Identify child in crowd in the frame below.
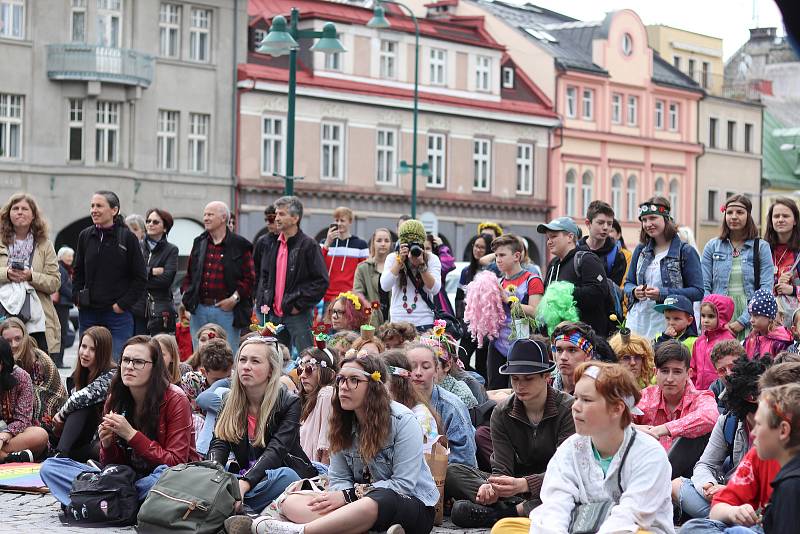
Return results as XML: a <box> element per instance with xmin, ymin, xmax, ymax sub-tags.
<box><xmin>691</xmin><ymin>295</ymin><xmax>736</xmax><ymax>390</ymax></box>
<box><xmin>707</xmin><ymin>340</ymin><xmax>747</xmax><ymax>413</ymax></box>
<box><xmin>175</xmin><ymin>304</ymin><xmax>193</xmax><ymax>361</ymax></box>
<box><xmin>376</xmin><ymin>321</ymin><xmax>417</xmax><ymax>349</ymax></box>
<box><xmin>788</xmin><ymin>308</ymin><xmax>800</xmax><ymax>353</ymax></box>
<box><xmin>153</xmin><ymin>333</ymin><xmax>191</xmax><ymax>384</ymax></box>
<box><xmin>609</xmin><ymin>330</ymin><xmax>655</xmax><ymax>389</ymax></box>
<box><xmin>743</xmin><ymin>289</ymin><xmax>792</xmax><ymax>359</ymax></box>
<box><xmin>185</xmin><ymin>323</ymin><xmax>227</xmax><ymax>371</ymax></box>
<box><xmin>652</xmin><ymin>295</ymin><xmax>698</xmax><ymax>352</ymax></box>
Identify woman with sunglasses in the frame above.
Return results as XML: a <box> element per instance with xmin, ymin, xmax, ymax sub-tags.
<box><xmin>609</xmin><ymin>330</ymin><xmax>655</xmax><ymax>389</ymax></box>
<box><xmin>131</xmin><ymin>209</ymin><xmax>178</xmax><ymax>336</ymax></box>
<box><xmin>40</xmin><ymin>335</ymin><xmax>198</xmax><ymax>506</ymax></box>
<box><xmin>297</xmin><ymin>346</ymin><xmax>337</xmax><ymax>466</ymax></box>
<box><xmin>241</xmin><ymin>354</ymin><xmax>439</xmax><ymax>534</ymax></box>
<box><xmin>210</xmin><ymin>336</ymin><xmax>315</xmax><ymax>516</ymax></box>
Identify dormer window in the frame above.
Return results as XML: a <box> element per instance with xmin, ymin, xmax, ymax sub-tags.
<box><xmin>622</xmin><ymin>33</ymin><xmax>633</xmax><ymax>56</ymax></box>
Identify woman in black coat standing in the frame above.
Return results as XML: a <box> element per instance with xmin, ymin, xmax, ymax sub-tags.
<box><xmin>132</xmin><ymin>209</ymin><xmax>178</xmax><ymax>335</ymax></box>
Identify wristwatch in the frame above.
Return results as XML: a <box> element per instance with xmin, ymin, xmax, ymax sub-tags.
<box><xmin>231</xmin><ymin>291</ymin><xmax>240</xmax><ymax>303</ymax></box>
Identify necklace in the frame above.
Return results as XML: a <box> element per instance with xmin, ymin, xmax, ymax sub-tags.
<box><xmin>401</xmin><ymin>284</ymin><xmax>418</xmax><ymax>313</ymax></box>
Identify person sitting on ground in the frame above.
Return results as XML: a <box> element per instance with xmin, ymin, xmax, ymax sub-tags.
<box><xmin>774</xmin><ymin>350</ymin><xmax>800</xmax><ymax>363</ymax></box>
<box><xmin>235</xmin><ymin>354</ymin><xmax>440</xmax><ymax>534</ymax></box>
<box><xmin>744</xmin><ymin>289</ymin><xmax>793</xmax><ymax>359</ymax></box>
<box><xmin>0</xmin><ymin>317</ymin><xmax>67</xmax><ymax>432</ymax></box>
<box><xmin>297</xmin><ymin>346</ymin><xmax>337</xmax><ymax>466</ymax></box>
<box><xmin>652</xmin><ymin>295</ymin><xmax>699</xmax><ymax>352</ymax></box>
<box><xmin>446</xmin><ymin>339</ymin><xmax>575</xmax><ymax>528</ymax></box>
<box><xmin>671</xmin><ymin>355</ymin><xmax>770</xmax><ymax>521</ymax></box>
<box><xmin>376</xmin><ymin>321</ymin><xmax>417</xmax><ymax>349</ymax></box>
<box><xmin>324</xmin><ymin>291</ymin><xmax>370</xmax><ymax>335</ymax></box>
<box><xmin>609</xmin><ymin>330</ymin><xmax>655</xmax><ymax>389</ymax></box>
<box><xmin>426</xmin><ymin>326</ymin><xmax>487</xmax><ymax>404</ymax></box>
<box><xmin>706</xmin><ymin>340</ymin><xmax>747</xmax><ymax>413</ymax></box>
<box><xmin>491</xmin><ymin>361</ymin><xmax>674</xmax><ymax>534</ymax></box>
<box><xmin>40</xmin><ymin>335</ymin><xmax>199</xmax><ymax>505</ymax></box>
<box><xmin>346</xmin><ymin>326</ymin><xmax>385</xmax><ymax>358</ymax></box>
<box><xmin>691</xmin><ymin>295</ymin><xmax>736</xmax><ymax>391</ymax></box>
<box><xmin>153</xmin><ymin>332</ymin><xmax>191</xmax><ymax>385</ymax></box>
<box><xmin>0</xmin><ymin>338</ymin><xmax>49</xmax><ymax>463</ymax></box>
<box><xmin>551</xmin><ymin>321</ymin><xmax>599</xmax><ymax>396</ymax></box>
<box><xmin>51</xmin><ymin>326</ymin><xmax>116</xmax><ymax>462</ymax></box>
<box><xmin>419</xmin><ymin>333</ymin><xmax>478</xmax><ymax>409</ymax></box>
<box><xmin>184</xmin><ymin>322</ymin><xmax>227</xmax><ymax>371</ymax></box>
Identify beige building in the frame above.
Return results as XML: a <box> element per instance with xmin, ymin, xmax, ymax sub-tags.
<box><xmin>647</xmin><ymin>25</ymin><xmax>724</xmax><ymax>96</ymax></box>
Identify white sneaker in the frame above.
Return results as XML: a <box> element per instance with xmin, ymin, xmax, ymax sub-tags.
<box><xmin>387</xmin><ymin>525</ymin><xmax>406</xmax><ymax>534</ymax></box>
<box><xmin>251</xmin><ymin>517</ymin><xmax>304</xmax><ymax>534</ymax></box>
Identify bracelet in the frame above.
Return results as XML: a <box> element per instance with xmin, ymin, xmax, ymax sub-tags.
<box><xmin>342</xmin><ymin>488</ymin><xmax>358</xmax><ymax>503</ymax></box>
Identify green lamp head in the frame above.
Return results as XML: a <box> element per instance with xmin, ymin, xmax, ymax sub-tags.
<box><xmin>310</xmin><ymin>22</ymin><xmax>346</xmax><ymax>54</ymax></box>
<box><xmin>367</xmin><ymin>5</ymin><xmax>391</xmax><ymax>29</ymax></box>
<box><xmin>257</xmin><ymin>15</ymin><xmax>299</xmax><ymax>57</ymax></box>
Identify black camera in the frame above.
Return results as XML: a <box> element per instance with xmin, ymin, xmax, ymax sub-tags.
<box><xmin>396</xmin><ymin>241</ymin><xmax>423</xmax><ymax>258</ymax></box>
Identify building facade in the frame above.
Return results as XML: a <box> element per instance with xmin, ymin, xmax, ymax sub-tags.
<box><xmin>237</xmin><ymin>0</ymin><xmax>559</xmax><ymax>263</ymax></box>
<box><xmin>646</xmin><ymin>25</ymin><xmax>723</xmax><ymax>96</ymax></box>
<box><xmin>0</xmin><ymin>0</ymin><xmax>246</xmax><ymax>254</ymax></box>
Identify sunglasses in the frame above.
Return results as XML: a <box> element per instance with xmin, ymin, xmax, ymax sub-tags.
<box><xmin>298</xmin><ymin>361</ymin><xmax>321</xmax><ymax>375</ymax></box>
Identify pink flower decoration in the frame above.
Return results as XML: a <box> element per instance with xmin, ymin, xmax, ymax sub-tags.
<box><xmin>260</xmin><ymin>304</ymin><xmax>270</xmax><ymax>314</ymax></box>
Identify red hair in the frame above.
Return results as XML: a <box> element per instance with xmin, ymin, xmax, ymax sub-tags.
<box><xmin>324</xmin><ymin>293</ymin><xmax>370</xmax><ymax>331</ymax></box>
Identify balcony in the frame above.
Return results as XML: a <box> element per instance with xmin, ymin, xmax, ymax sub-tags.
<box><xmin>46</xmin><ymin>44</ymin><xmax>154</xmax><ymax>88</ymax></box>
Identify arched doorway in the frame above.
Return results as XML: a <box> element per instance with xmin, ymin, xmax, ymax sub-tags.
<box><xmin>55</xmin><ymin>217</ymin><xmax>92</xmax><ymax>252</ymax></box>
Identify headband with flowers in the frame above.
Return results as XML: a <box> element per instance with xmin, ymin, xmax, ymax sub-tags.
<box><xmin>388</xmin><ymin>365</ymin><xmax>411</xmax><ymax>378</ymax></box>
<box><xmin>638</xmin><ymin>203</ymin><xmax>671</xmax><ymax>220</ymax></box>
<box><xmin>344</xmin><ymin>363</ymin><xmax>382</xmax><ymax>383</ymax></box>
<box><xmin>301</xmin><ymin>357</ymin><xmax>329</xmax><ymax>369</ymax></box>
<box><xmin>337</xmin><ymin>291</ymin><xmax>362</xmax><ymax>311</ymax></box>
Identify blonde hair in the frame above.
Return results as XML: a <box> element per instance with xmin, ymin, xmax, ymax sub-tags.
<box><xmin>153</xmin><ymin>334</ymin><xmax>182</xmax><ymax>385</ymax></box>
<box><xmin>214</xmin><ymin>338</ymin><xmax>284</xmax><ymax>448</ymax></box>
<box><xmin>608</xmin><ymin>331</ymin><xmax>655</xmax><ymax>388</ymax></box>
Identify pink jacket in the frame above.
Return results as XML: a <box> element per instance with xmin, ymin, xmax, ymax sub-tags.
<box><xmin>744</xmin><ymin>325</ymin><xmax>793</xmax><ymax>359</ymax></box>
<box><xmin>691</xmin><ymin>294</ymin><xmax>735</xmax><ymax>390</ymax></box>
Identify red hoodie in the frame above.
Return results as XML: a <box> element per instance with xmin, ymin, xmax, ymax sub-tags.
<box><xmin>744</xmin><ymin>324</ymin><xmax>793</xmax><ymax>359</ymax></box>
<box><xmin>692</xmin><ymin>294</ymin><xmax>735</xmax><ymax>390</ymax></box>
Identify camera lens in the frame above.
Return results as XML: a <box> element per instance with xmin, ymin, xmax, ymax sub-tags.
<box><xmin>410</xmin><ymin>244</ymin><xmax>423</xmax><ymax>257</ymax></box>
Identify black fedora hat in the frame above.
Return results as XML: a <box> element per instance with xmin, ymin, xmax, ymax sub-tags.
<box><xmin>499</xmin><ymin>339</ymin><xmax>556</xmax><ymax>375</ymax></box>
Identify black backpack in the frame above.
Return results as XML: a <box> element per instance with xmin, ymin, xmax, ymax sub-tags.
<box><xmin>65</xmin><ymin>464</ymin><xmax>140</xmax><ymax>526</ymax></box>
<box><xmin>574</xmin><ymin>250</ymin><xmax>624</xmax><ymax>319</ymax></box>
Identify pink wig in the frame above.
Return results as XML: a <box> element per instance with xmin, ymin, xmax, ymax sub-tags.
<box><xmin>464</xmin><ymin>271</ymin><xmax>506</xmax><ymax>347</ymax></box>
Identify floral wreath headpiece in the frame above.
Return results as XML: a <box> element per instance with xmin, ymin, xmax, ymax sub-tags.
<box><xmin>312</xmin><ymin>323</ymin><xmax>336</xmax><ymax>361</ymax></box>
<box><xmin>341</xmin><ymin>365</ymin><xmax>383</xmax><ymax>383</ymax></box>
<box><xmin>638</xmin><ymin>203</ymin><xmax>671</xmax><ymax>221</ymax></box>
<box><xmin>337</xmin><ymin>292</ymin><xmax>362</xmax><ymax>311</ymax></box>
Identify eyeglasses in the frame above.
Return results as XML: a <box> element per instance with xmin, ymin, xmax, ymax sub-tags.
<box><xmin>335</xmin><ymin>375</ymin><xmax>368</xmax><ymax>390</ymax></box>
<box><xmin>620</xmin><ymin>354</ymin><xmax>643</xmax><ymax>364</ymax></box>
<box><xmin>121</xmin><ymin>357</ymin><xmax>152</xmax><ymax>370</ymax></box>
<box><xmin>145</xmin><ymin>219</ymin><xmax>162</xmax><ymax>225</ymax></box>
<box><xmin>330</xmin><ymin>309</ymin><xmax>345</xmax><ymax>318</ymax></box>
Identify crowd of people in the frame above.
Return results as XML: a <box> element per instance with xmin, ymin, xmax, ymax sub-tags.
<box><xmin>0</xmin><ymin>189</ymin><xmax>798</xmax><ymax>534</ymax></box>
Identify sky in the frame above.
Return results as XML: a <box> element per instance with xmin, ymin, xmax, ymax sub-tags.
<box><xmin>511</xmin><ymin>0</ymin><xmax>786</xmax><ymax>61</ymax></box>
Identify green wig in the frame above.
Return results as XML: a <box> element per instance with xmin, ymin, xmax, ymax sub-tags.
<box><xmin>537</xmin><ymin>281</ymin><xmax>580</xmax><ymax>336</ymax></box>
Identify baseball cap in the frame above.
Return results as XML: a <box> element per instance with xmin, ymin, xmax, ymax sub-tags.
<box><xmin>537</xmin><ymin>216</ymin><xmax>580</xmax><ymax>237</ymax></box>
<box><xmin>653</xmin><ymin>295</ymin><xmax>694</xmax><ymax>316</ymax></box>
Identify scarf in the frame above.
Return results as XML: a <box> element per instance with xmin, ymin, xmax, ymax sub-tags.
<box><xmin>8</xmin><ymin>232</ymin><xmax>34</xmax><ymax>266</ymax></box>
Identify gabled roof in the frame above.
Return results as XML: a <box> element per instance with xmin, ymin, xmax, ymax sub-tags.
<box><xmin>249</xmin><ymin>0</ymin><xmax>505</xmax><ymax>50</ymax></box>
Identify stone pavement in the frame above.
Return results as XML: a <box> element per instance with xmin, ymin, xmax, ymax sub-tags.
<box><xmin>0</xmin><ymin>490</ymin><xmax>490</xmax><ymax>533</ymax></box>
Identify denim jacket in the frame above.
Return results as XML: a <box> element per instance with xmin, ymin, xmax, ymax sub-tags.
<box><xmin>328</xmin><ymin>401</ymin><xmax>440</xmax><ymax>507</ymax></box>
<box><xmin>701</xmin><ymin>238</ymin><xmax>774</xmax><ymax>326</ymax></box>
<box><xmin>430</xmin><ymin>384</ymin><xmax>477</xmax><ymax>467</ymax></box>
<box><xmin>624</xmin><ymin>235</ymin><xmax>703</xmax><ymax>305</ymax></box>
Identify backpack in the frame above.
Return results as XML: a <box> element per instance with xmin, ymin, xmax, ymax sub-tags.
<box><xmin>575</xmin><ymin>250</ymin><xmax>624</xmax><ymax>319</ymax></box>
<box><xmin>720</xmin><ymin>412</ymin><xmax>740</xmax><ymax>480</ymax></box>
<box><xmin>136</xmin><ymin>461</ymin><xmax>241</xmax><ymax>534</ymax></box>
<box><xmin>65</xmin><ymin>464</ymin><xmax>140</xmax><ymax>526</ymax></box>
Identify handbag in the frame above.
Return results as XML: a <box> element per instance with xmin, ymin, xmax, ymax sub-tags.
<box><xmin>65</xmin><ymin>464</ymin><xmax>140</xmax><ymax>526</ymax></box>
<box><xmin>0</xmin><ymin>291</ymin><xmax>31</xmax><ymax>323</ymax></box>
<box><xmin>146</xmin><ymin>293</ymin><xmax>176</xmax><ymax>335</ymax></box>
<box><xmin>568</xmin><ymin>430</ymin><xmax>637</xmax><ymax>534</ymax></box>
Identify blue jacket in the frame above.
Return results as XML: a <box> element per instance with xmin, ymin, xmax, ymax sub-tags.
<box><xmin>431</xmin><ymin>384</ymin><xmax>477</xmax><ymax>467</ymax></box>
<box><xmin>701</xmin><ymin>238</ymin><xmax>774</xmax><ymax>326</ymax></box>
<box><xmin>328</xmin><ymin>401</ymin><xmax>440</xmax><ymax>506</ymax></box>
<box><xmin>624</xmin><ymin>235</ymin><xmax>703</xmax><ymax>305</ymax></box>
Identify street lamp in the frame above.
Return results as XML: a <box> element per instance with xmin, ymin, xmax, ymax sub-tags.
<box><xmin>258</xmin><ymin>10</ymin><xmax>346</xmax><ymax>195</ymax></box>
<box><xmin>367</xmin><ymin>0</ymin><xmax>423</xmax><ymax>219</ymax></box>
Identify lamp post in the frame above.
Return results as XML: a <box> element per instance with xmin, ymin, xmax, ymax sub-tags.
<box><xmin>367</xmin><ymin>2</ymin><xmax>428</xmax><ymax>219</ymax></box>
<box><xmin>258</xmin><ymin>10</ymin><xmax>345</xmax><ymax>195</ymax></box>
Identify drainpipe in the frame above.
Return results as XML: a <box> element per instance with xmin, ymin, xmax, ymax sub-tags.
<box><xmin>231</xmin><ymin>0</ymin><xmax>240</xmax><ymax>227</ymax></box>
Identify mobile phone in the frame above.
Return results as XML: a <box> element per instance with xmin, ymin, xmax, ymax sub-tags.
<box><xmin>10</xmin><ymin>260</ymin><xmax>24</xmax><ymax>271</ymax></box>
<box><xmin>329</xmin><ymin>223</ymin><xmax>338</xmax><ymax>231</ymax></box>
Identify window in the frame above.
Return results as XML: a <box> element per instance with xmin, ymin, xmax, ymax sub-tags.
<box><xmin>426</xmin><ymin>133</ymin><xmax>446</xmax><ymax>188</ymax></box>
<box><xmin>669</xmin><ymin>179</ymin><xmax>679</xmax><ymax>221</ymax></box>
<box><xmin>502</xmin><ymin>67</ymin><xmax>514</xmax><ymax>89</ymax></box>
<box><xmin>611</xmin><ymin>93</ymin><xmax>622</xmax><ymax>124</ymax></box>
<box><xmin>0</xmin><ymin>0</ymin><xmax>24</xmax><ymax>39</ymax></box>
<box><xmin>0</xmin><ymin>94</ymin><xmax>22</xmax><ymax>160</ymax></box>
<box><xmin>189</xmin><ymin>8</ymin><xmax>211</xmax><ymax>62</ymax></box>
<box><xmin>668</xmin><ymin>103</ymin><xmax>679</xmax><ymax>131</ymax></box>
<box><xmin>627</xmin><ymin>95</ymin><xmax>637</xmax><ymax>125</ymax></box>
<box><xmin>611</xmin><ymin>174</ymin><xmax>622</xmax><ymax>216</ymax></box>
<box><xmin>582</xmin><ymin>89</ymin><xmax>594</xmax><ymax>120</ymax></box>
<box><xmin>702</xmin><ymin>62</ymin><xmax>710</xmax><ymax>89</ymax></box>
<box><xmin>429</xmin><ymin>48</ymin><xmax>446</xmax><ymax>85</ymax></box>
<box><xmin>324</xmin><ymin>33</ymin><xmax>342</xmax><ymax>71</ymax></box>
<box><xmin>159</xmin><ymin>3</ymin><xmax>180</xmax><ymax>58</ymax></box>
<box><xmin>673</xmin><ymin>56</ymin><xmax>681</xmax><ymax>70</ymax></box>
<box><xmin>727</xmin><ymin>120</ymin><xmax>736</xmax><ymax>151</ymax></box>
<box><xmin>71</xmin><ymin>0</ymin><xmax>86</xmax><ymax>42</ymax></box>
<box><xmin>96</xmin><ymin>0</ymin><xmax>122</xmax><ymax>48</ymax></box>
<box><xmin>95</xmin><ymin>101</ymin><xmax>119</xmax><ymax>164</ymax></box>
<box><xmin>581</xmin><ymin>171</ymin><xmax>593</xmax><ymax>215</ymax></box>
<box><xmin>376</xmin><ymin>128</ymin><xmax>397</xmax><ymax>185</ymax></box>
<box><xmin>654</xmin><ymin>177</ymin><xmax>665</xmax><ymax>196</ymax></box>
<box><xmin>472</xmin><ymin>139</ymin><xmax>491</xmax><ymax>191</ymax></box>
<box><xmin>707</xmin><ymin>190</ymin><xmax>718</xmax><ymax>221</ymax></box>
<box><xmin>709</xmin><ymin>118</ymin><xmax>718</xmax><ymax>148</ymax></box>
<box><xmin>157</xmin><ymin>110</ymin><xmax>178</xmax><ymax>171</ymax></box>
<box><xmin>475</xmin><ymin>55</ymin><xmax>491</xmax><ymax>91</ymax></box>
<box><xmin>321</xmin><ymin>121</ymin><xmax>344</xmax><ymax>180</ymax></box>
<box><xmin>622</xmin><ymin>33</ymin><xmax>633</xmax><ymax>56</ymax></box>
<box><xmin>188</xmin><ymin>113</ymin><xmax>209</xmax><ymax>173</ymax></box>
<box><xmin>565</xmin><ymin>86</ymin><xmax>577</xmax><ymax>118</ymax></box>
<box><xmin>654</xmin><ymin>100</ymin><xmax>664</xmax><ymax>129</ymax></box>
<box><xmin>516</xmin><ymin>143</ymin><xmax>534</xmax><ymax>194</ymax></box>
<box><xmin>626</xmin><ymin>175</ymin><xmax>637</xmax><ymax>221</ymax></box>
<box><xmin>688</xmin><ymin>59</ymin><xmax>695</xmax><ymax>80</ymax></box>
<box><xmin>68</xmin><ymin>99</ymin><xmax>84</xmax><ymax>161</ymax></box>
<box><xmin>261</xmin><ymin>116</ymin><xmax>284</xmax><ymax>176</ymax></box>
<box><xmin>565</xmin><ymin>170</ymin><xmax>576</xmax><ymax>216</ymax></box>
<box><xmin>253</xmin><ymin>28</ymin><xmax>266</xmax><ymax>49</ymax></box>
<box><xmin>744</xmin><ymin>123</ymin><xmax>753</xmax><ymax>153</ymax></box>
<box><xmin>379</xmin><ymin>40</ymin><xmax>397</xmax><ymax>79</ymax></box>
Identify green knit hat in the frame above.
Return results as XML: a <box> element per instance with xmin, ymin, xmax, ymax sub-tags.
<box><xmin>398</xmin><ymin>219</ymin><xmax>426</xmax><ymax>245</ymax></box>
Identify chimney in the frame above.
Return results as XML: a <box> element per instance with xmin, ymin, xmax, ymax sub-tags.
<box><xmin>749</xmin><ymin>27</ymin><xmax>777</xmax><ymax>41</ymax></box>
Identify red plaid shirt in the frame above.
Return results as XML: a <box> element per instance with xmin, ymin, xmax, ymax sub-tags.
<box><xmin>183</xmin><ymin>239</ymin><xmax>255</xmax><ymax>302</ymax></box>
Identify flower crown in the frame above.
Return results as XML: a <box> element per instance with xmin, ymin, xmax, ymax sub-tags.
<box><xmin>638</xmin><ymin>203</ymin><xmax>671</xmax><ymax>220</ymax></box>
<box><xmin>302</xmin><ymin>357</ymin><xmax>328</xmax><ymax>369</ymax></box>
<box><xmin>337</xmin><ymin>292</ymin><xmax>362</xmax><ymax>310</ymax></box>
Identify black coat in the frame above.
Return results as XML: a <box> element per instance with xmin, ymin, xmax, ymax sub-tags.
<box><xmin>208</xmin><ymin>387</ymin><xmax>315</xmax><ymax>487</ymax></box>
<box><xmin>763</xmin><ymin>453</ymin><xmax>800</xmax><ymax>534</ymax></box>
<box><xmin>253</xmin><ymin>233</ymin><xmax>276</xmax><ymax>309</ymax></box>
<box><xmin>261</xmin><ymin>229</ymin><xmax>328</xmax><ymax>315</ymax></box>
<box><xmin>131</xmin><ymin>237</ymin><xmax>179</xmax><ymax>318</ymax></box>
<box><xmin>72</xmin><ymin>223</ymin><xmax>147</xmax><ymax>311</ymax></box>
<box><xmin>544</xmin><ymin>247</ymin><xmax>609</xmax><ymax>336</ymax></box>
<box><xmin>56</xmin><ymin>262</ymin><xmax>73</xmax><ymax>308</ymax></box>
<box><xmin>576</xmin><ymin>236</ymin><xmax>628</xmax><ymax>286</ymax></box>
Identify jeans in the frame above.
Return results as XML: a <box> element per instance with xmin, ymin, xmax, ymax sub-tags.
<box><xmin>677</xmin><ymin>477</ymin><xmax>711</xmax><ymax>519</ymax></box>
<box><xmin>242</xmin><ymin>467</ymin><xmax>300</xmax><ymax>512</ymax></box>
<box><xmin>79</xmin><ymin>308</ymin><xmax>134</xmax><ymax>362</ymax></box>
<box><xmin>267</xmin><ymin>310</ymin><xmax>313</xmax><ymax>354</ymax></box>
<box><xmin>40</xmin><ymin>457</ymin><xmax>167</xmax><ymax>506</ymax></box>
<box><xmin>679</xmin><ymin>518</ymin><xmax>763</xmax><ymax>534</ymax></box>
<box><xmin>190</xmin><ymin>304</ymin><xmax>239</xmax><ymax>353</ymax></box>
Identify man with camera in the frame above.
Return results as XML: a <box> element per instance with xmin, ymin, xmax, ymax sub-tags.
<box><xmin>380</xmin><ymin>219</ymin><xmax>441</xmax><ymax>329</ymax></box>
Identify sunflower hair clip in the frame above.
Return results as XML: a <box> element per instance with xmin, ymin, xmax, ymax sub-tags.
<box><xmin>370</xmin><ymin>370</ymin><xmax>382</xmax><ymax>382</ymax></box>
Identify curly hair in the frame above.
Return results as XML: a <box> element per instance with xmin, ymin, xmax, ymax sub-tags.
<box><xmin>0</xmin><ymin>193</ymin><xmax>49</xmax><ymax>245</ymax></box>
<box><xmin>376</xmin><ymin>322</ymin><xmax>417</xmax><ymax>347</ymax></box>
<box><xmin>609</xmin><ymin>331</ymin><xmax>654</xmax><ymax>387</ymax></box>
<box><xmin>726</xmin><ymin>355</ymin><xmax>771</xmax><ymax>420</ymax></box>
<box><xmin>328</xmin><ymin>330</ymin><xmax>359</xmax><ymax>359</ymax></box>
<box><xmin>464</xmin><ymin>270</ymin><xmax>506</xmax><ymax>347</ymax></box>
<box><xmin>324</xmin><ymin>293</ymin><xmax>370</xmax><ymax>332</ymax></box>
<box><xmin>297</xmin><ymin>347</ymin><xmax>336</xmax><ymax>422</ymax></box>
<box><xmin>329</xmin><ymin>355</ymin><xmax>391</xmax><ymax>462</ymax></box>
<box><xmin>185</xmin><ymin>323</ymin><xmax>228</xmax><ymax>370</ymax></box>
